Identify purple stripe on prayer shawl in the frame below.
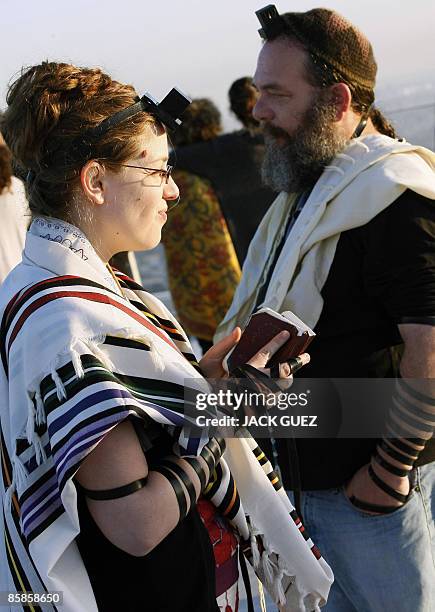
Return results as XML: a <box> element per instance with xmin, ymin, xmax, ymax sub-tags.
<box><xmin>48</xmin><ymin>387</ymin><xmax>133</xmax><ymax>435</ymax></box>
<box><xmin>20</xmin><ymin>475</ymin><xmax>59</xmax><ymax>518</ymax></box>
<box><xmin>22</xmin><ymin>495</ymin><xmax>64</xmax><ymax>539</ymax></box>
<box><xmin>54</xmin><ymin>412</ymin><xmax>128</xmax><ymax>475</ymax></box>
<box><xmin>23</xmin><ymin>442</ymin><xmax>51</xmax><ymax>475</ymax></box>
<box><xmin>48</xmin><ymin>386</ymin><xmax>186</xmax><ymax>438</ymax></box>
<box><xmin>186</xmin><ymin>437</ymin><xmax>201</xmax><ymax>455</ymax></box>
<box><xmin>21</xmin><ymin>484</ymin><xmax>60</xmax><ymax>533</ymax></box>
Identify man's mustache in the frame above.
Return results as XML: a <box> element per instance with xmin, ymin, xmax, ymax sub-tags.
<box><xmin>262</xmin><ymin>122</ymin><xmax>291</xmax><ymax>142</ymax></box>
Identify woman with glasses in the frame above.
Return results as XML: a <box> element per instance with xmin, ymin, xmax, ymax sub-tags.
<box><xmin>0</xmin><ymin>62</ymin><xmax>332</xmax><ymax>612</ymax></box>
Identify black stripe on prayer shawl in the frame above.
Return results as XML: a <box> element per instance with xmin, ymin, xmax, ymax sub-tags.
<box><xmin>213</xmin><ymin>474</ymin><xmax>240</xmax><ymax>520</ymax></box>
<box><xmin>40</xmin><ymin>356</ymin><xmax>189</xmax><ymax>418</ymax></box>
<box><xmin>17</xmin><ymin>465</ymin><xmax>58</xmax><ymax>506</ymax></box>
<box><xmin>2</xmin><ymin>276</ymin><xmax>120</xmax><ymax>340</ymax></box>
<box><xmin>26</xmin><ymin>505</ymin><xmax>66</xmax><ymax>547</ymax></box>
<box><xmin>113</xmin><ymin>270</ymin><xmax>144</xmax><ymax>292</ymax></box>
<box><xmin>127</xmin><ymin>299</ymin><xmax>188</xmax><ymax>342</ymax></box>
<box><xmin>103</xmin><ymin>336</ymin><xmax>151</xmax><ymax>352</ymax></box>
<box><xmin>1</xmin><ymin>428</ymin><xmax>53</xmax><ymax>603</ymax></box>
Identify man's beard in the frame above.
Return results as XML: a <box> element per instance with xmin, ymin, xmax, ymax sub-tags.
<box><xmin>261</xmin><ymin>91</ymin><xmax>348</xmax><ymax>193</ymax></box>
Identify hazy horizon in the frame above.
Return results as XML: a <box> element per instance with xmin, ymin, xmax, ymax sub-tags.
<box><xmin>1</xmin><ymin>0</ymin><xmax>434</xmax><ymax>130</ymax></box>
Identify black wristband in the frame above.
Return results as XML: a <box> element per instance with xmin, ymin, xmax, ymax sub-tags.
<box><xmin>158</xmin><ymin>459</ymin><xmax>197</xmax><ymax>511</ymax></box>
<box><xmin>77</xmin><ymin>477</ymin><xmax>148</xmax><ymax>500</ymax></box>
<box><xmin>373</xmin><ymin>451</ymin><xmax>411</xmax><ymax>477</ymax></box>
<box><xmin>379</xmin><ymin>439</ymin><xmax>415</xmax><ymax>467</ymax></box>
<box><xmin>183</xmin><ymin>456</ymin><xmax>207</xmax><ymax>491</ymax></box>
<box><xmin>368</xmin><ymin>464</ymin><xmax>410</xmax><ymax>504</ymax></box>
<box><xmin>152</xmin><ymin>465</ymin><xmax>187</xmax><ymax>520</ymax></box>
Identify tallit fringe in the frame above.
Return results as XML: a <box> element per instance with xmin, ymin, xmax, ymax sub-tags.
<box><xmin>26</xmin><ymin>393</ymin><xmax>36</xmax><ymax>444</ymax></box>
<box><xmin>249</xmin><ymin>521</ymin><xmax>311</xmax><ymax>610</ymax></box>
<box><xmin>70</xmin><ymin>344</ymin><xmax>85</xmax><ymax>378</ymax></box>
<box><xmin>35</xmin><ymin>389</ymin><xmax>46</xmax><ymax>426</ymax></box>
<box><xmin>83</xmin><ymin>335</ymin><xmax>114</xmax><ymax>371</ymax></box>
<box><xmin>5</xmin><ymin>454</ymin><xmax>29</xmax><ymax>508</ymax></box>
<box><xmin>50</xmin><ymin>357</ymin><xmax>67</xmax><ymax>401</ymax></box>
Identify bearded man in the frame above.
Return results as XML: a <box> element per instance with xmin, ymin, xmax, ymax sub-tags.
<box><xmin>215</xmin><ymin>7</ymin><xmax>435</xmax><ymax>610</ymax></box>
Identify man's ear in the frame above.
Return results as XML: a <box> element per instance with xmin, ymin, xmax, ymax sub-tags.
<box><xmin>329</xmin><ymin>83</ymin><xmax>352</xmax><ymax>121</ymax></box>
<box><xmin>80</xmin><ymin>161</ymin><xmax>105</xmax><ymax>206</ymax></box>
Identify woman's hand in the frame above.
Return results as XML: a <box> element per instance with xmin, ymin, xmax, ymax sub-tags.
<box><xmin>199</xmin><ymin>328</ymin><xmax>309</xmax><ymax>382</ymax></box>
<box><xmin>199</xmin><ymin>328</ymin><xmax>242</xmax><ymax>379</ymax></box>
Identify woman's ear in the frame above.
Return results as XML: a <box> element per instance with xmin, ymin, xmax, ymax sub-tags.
<box><xmin>329</xmin><ymin>83</ymin><xmax>352</xmax><ymax>121</ymax></box>
<box><xmin>80</xmin><ymin>161</ymin><xmax>105</xmax><ymax>206</ymax></box>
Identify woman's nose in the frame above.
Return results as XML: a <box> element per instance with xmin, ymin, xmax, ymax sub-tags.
<box><xmin>163</xmin><ymin>176</ymin><xmax>179</xmax><ymax>201</ymax></box>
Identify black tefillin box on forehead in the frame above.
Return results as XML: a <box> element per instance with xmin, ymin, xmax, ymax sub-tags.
<box><xmin>256</xmin><ymin>4</ymin><xmax>286</xmax><ymax>39</ymax></box>
<box><xmin>60</xmin><ymin>88</ymin><xmax>192</xmax><ymax>167</ymax></box>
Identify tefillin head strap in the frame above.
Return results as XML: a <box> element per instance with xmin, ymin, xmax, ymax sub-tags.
<box><xmin>64</xmin><ymin>88</ymin><xmax>192</xmax><ymax>164</ymax></box>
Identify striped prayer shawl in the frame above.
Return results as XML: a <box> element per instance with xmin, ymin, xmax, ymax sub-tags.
<box><xmin>0</xmin><ymin>230</ymin><xmax>333</xmax><ymax>611</ymax></box>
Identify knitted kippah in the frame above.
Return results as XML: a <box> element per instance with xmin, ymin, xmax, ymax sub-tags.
<box><xmin>281</xmin><ymin>8</ymin><xmax>377</xmax><ymax>90</ymax></box>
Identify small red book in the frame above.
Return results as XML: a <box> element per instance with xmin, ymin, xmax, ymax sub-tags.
<box><xmin>224</xmin><ymin>307</ymin><xmax>315</xmax><ymax>372</ymax></box>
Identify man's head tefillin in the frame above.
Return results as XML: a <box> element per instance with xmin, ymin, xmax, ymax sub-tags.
<box><xmin>256</xmin><ymin>5</ymin><xmax>379</xmax><ymax>133</ymax></box>
<box><xmin>254</xmin><ymin>5</ymin><xmax>396</xmax><ymax>193</ymax></box>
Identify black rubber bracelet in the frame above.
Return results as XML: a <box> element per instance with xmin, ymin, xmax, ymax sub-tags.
<box><xmin>393</xmin><ymin>392</ymin><xmax>435</xmax><ymax>427</ymax></box>
<box><xmin>373</xmin><ymin>452</ymin><xmax>411</xmax><ymax>477</ymax></box>
<box><xmin>77</xmin><ymin>477</ymin><xmax>148</xmax><ymax>500</ymax></box>
<box><xmin>152</xmin><ymin>465</ymin><xmax>187</xmax><ymax>520</ymax></box>
<box><xmin>379</xmin><ymin>439</ymin><xmax>415</xmax><ymax>467</ymax></box>
<box><xmin>158</xmin><ymin>459</ymin><xmax>197</xmax><ymax>511</ymax></box>
<box><xmin>183</xmin><ymin>456</ymin><xmax>207</xmax><ymax>491</ymax></box>
<box><xmin>349</xmin><ymin>495</ymin><xmax>401</xmax><ymax>515</ymax></box>
<box><xmin>398</xmin><ymin>377</ymin><xmax>435</xmax><ymax>406</ymax></box>
<box><xmin>368</xmin><ymin>465</ymin><xmax>410</xmax><ymax>504</ymax></box>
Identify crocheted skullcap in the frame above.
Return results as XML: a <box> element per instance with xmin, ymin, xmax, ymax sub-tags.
<box><xmin>281</xmin><ymin>8</ymin><xmax>377</xmax><ymax>90</ymax></box>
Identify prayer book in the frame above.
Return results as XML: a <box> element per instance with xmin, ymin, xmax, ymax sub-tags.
<box><xmin>224</xmin><ymin>307</ymin><xmax>315</xmax><ymax>372</ymax></box>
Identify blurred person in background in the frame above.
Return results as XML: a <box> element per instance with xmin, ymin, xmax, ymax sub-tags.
<box><xmin>163</xmin><ymin>98</ymin><xmax>241</xmax><ymax>354</ymax></box>
<box><xmin>164</xmin><ymin>84</ymin><xmax>275</xmax><ymax>353</ymax></box>
<box><xmin>0</xmin><ymin>130</ymin><xmax>28</xmax><ymax>283</ymax></box>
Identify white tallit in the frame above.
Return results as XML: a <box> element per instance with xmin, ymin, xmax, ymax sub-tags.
<box><xmin>0</xmin><ymin>218</ymin><xmax>333</xmax><ymax>611</ymax></box>
<box><xmin>215</xmin><ymin>135</ymin><xmax>435</xmax><ymax>340</ymax></box>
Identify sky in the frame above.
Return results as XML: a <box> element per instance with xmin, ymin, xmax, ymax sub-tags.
<box><xmin>1</xmin><ymin>0</ymin><xmax>434</xmax><ymax>130</ymax></box>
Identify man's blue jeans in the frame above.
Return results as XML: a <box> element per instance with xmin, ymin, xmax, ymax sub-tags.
<box><xmin>288</xmin><ymin>463</ymin><xmax>435</xmax><ymax>611</ymax></box>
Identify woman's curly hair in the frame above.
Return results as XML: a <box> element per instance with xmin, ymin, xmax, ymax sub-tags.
<box><xmin>0</xmin><ymin>61</ymin><xmax>156</xmax><ymax>219</ymax></box>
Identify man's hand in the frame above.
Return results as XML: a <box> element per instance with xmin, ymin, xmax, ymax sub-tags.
<box><xmin>345</xmin><ymin>463</ymin><xmax>410</xmax><ymax>515</ymax></box>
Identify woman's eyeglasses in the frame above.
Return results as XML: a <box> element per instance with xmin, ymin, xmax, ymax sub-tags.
<box><xmin>120</xmin><ymin>164</ymin><xmax>174</xmax><ymax>185</ymax></box>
